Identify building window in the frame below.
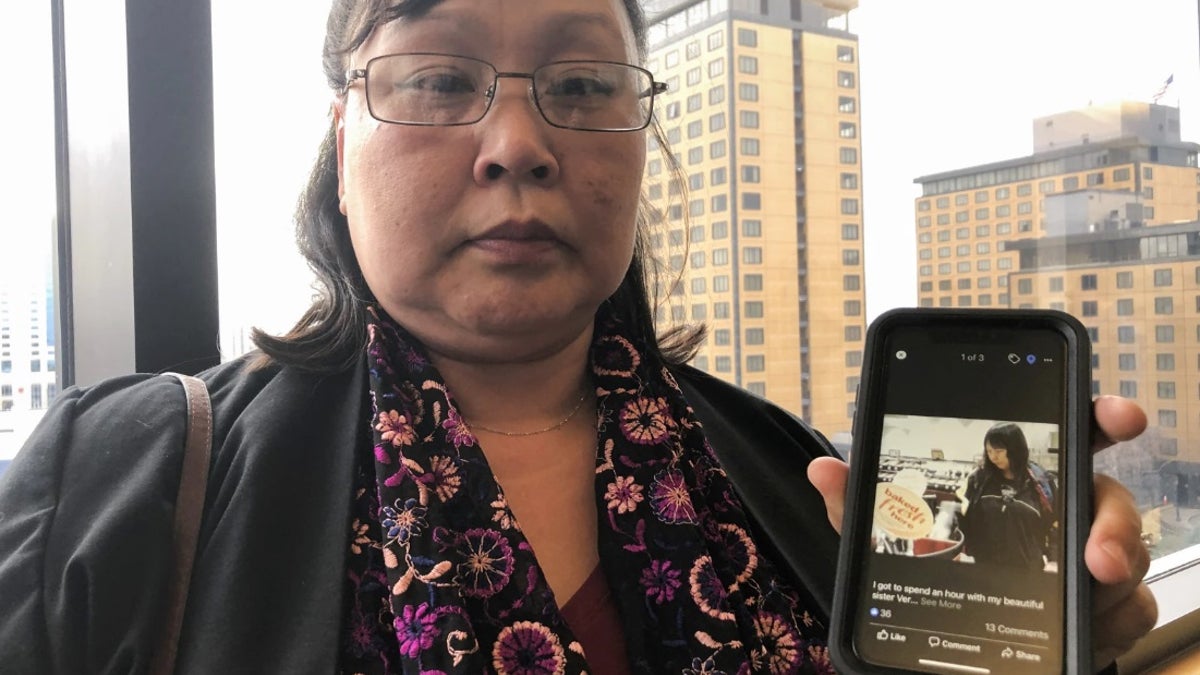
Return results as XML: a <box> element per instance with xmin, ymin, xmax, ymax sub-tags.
<box><xmin>687</xmin><ymin>147</ymin><xmax>703</xmax><ymax>164</ymax></box>
<box><xmin>712</xmin><ymin>220</ymin><xmax>728</xmax><ymax>238</ymax></box>
<box><xmin>1156</xmin><ymin>353</ymin><xmax>1175</xmax><ymax>371</ymax></box>
<box><xmin>740</xmin><ymin>138</ymin><xmax>760</xmax><ymax>155</ymax></box>
<box><xmin>840</xmin><ymin>147</ymin><xmax>857</xmax><ymax>164</ymax></box>
<box><xmin>1017</xmin><ymin>279</ymin><xmax>1033</xmax><ymax>295</ymax></box>
<box><xmin>737</xmin><ymin>27</ymin><xmax>757</xmax><ymax>47</ymax></box>
<box><xmin>1113</xmin><ymin>167</ymin><xmax>1131</xmax><ymax>182</ymax></box>
<box><xmin>745</xmin><ymin>355</ymin><xmax>765</xmax><ymax>372</ymax></box>
<box><xmin>709</xmin><ymin>85</ymin><xmax>725</xmax><ymax>106</ymax></box>
<box><xmin>1144</xmin><ymin>166</ymin><xmax>1154</xmax><ymax>180</ymax></box>
<box><xmin>1155</xmin><ymin>297</ymin><xmax>1174</xmax><ymax>315</ymax></box>
<box><xmin>1118</xmin><ymin>354</ymin><xmax>1137</xmax><ymax>371</ymax></box>
<box><xmin>1119</xmin><ymin>380</ymin><xmax>1137</xmax><ymax>398</ymax></box>
<box><xmin>690</xmin><ymin>251</ymin><xmax>706</xmax><ymax>268</ymax></box>
<box><xmin>691</xmin><ymin>278</ymin><xmax>706</xmax><ymax>294</ymax></box>
<box><xmin>714</xmin><ymin>302</ymin><xmax>730</xmax><ymax>319</ymax></box>
<box><xmin>743</xmin><ymin>274</ymin><xmax>763</xmax><ymax>291</ymax></box>
<box><xmin>843</xmin><ymin>249</ymin><xmax>860</xmax><ymax>265</ymax></box>
<box><xmin>837</xmin><ymin>71</ymin><xmax>855</xmax><ymax>87</ymax></box>
<box><xmin>845</xmin><ymin>325</ymin><xmax>862</xmax><ymax>341</ymax></box>
<box><xmin>842</xmin><ymin>223</ymin><xmax>859</xmax><ymax>240</ymax></box>
<box><xmin>708</xmin><ymin>30</ymin><xmax>723</xmax><ymax>51</ymax></box>
<box><xmin>1158</xmin><ymin>381</ymin><xmax>1176</xmax><ymax>399</ymax></box>
<box><xmin>711</xmin><ymin>167</ymin><xmax>727</xmax><ymax>186</ymax></box>
<box><xmin>691</xmin><ymin>304</ymin><xmax>707</xmax><ymax>320</ymax></box>
<box><xmin>687</xmin><ymin>67</ymin><xmax>701</xmax><ymax>86</ymax></box>
<box><xmin>1159</xmin><ymin>410</ymin><xmax>1177</xmax><ymax>428</ymax></box>
<box><xmin>844</xmin><ymin>275</ymin><xmax>861</xmax><ymax>291</ymax></box>
<box><xmin>711</xmin><ymin>194</ymin><xmax>727</xmax><ymax>212</ymax></box>
<box><xmin>1154</xmin><ymin>269</ymin><xmax>1173</xmax><ymax>287</ymax></box>
<box><xmin>712</xmin><ymin>248</ymin><xmax>729</xmax><ymax>266</ymax></box>
<box><xmin>846</xmin><ymin>351</ymin><xmax>863</xmax><ymax>367</ymax></box>
<box><xmin>1116</xmin><ymin>271</ymin><xmax>1134</xmax><ymax>289</ymax></box>
<box><xmin>745</xmin><ymin>328</ymin><xmax>764</xmax><ymax>345</ymax></box>
<box><xmin>837</xmin><ymin>45</ymin><xmax>855</xmax><ymax>62</ymax></box>
<box><xmin>714</xmin><ymin>329</ymin><xmax>731</xmax><ymax>345</ymax></box>
<box><xmin>1117</xmin><ymin>299</ymin><xmax>1134</xmax><ymax>316</ymax></box>
<box><xmin>739</xmin><ymin>110</ymin><xmax>759</xmax><ymax>129</ymax></box>
<box><xmin>1155</xmin><ymin>325</ymin><xmax>1174</xmax><ymax>343</ymax></box>
<box><xmin>31</xmin><ymin>384</ymin><xmax>43</xmax><ymax>410</ymax></box>
<box><xmin>838</xmin><ymin>96</ymin><xmax>856</xmax><ymax>113</ymax></box>
<box><xmin>743</xmin><ymin>248</ymin><xmax>763</xmax><ymax>264</ymax></box>
<box><xmin>1081</xmin><ymin>274</ymin><xmax>1098</xmax><ymax>290</ymax></box>
<box><xmin>715</xmin><ymin>356</ymin><xmax>732</xmax><ymax>372</ymax></box>
<box><xmin>747</xmin><ymin>382</ymin><xmax>766</xmax><ymax>396</ymax></box>
<box><xmin>841</xmin><ymin>199</ymin><xmax>859</xmax><ymax>215</ymax></box>
<box><xmin>840</xmin><ymin>173</ymin><xmax>859</xmax><ymax>190</ymax></box>
<box><xmin>738</xmin><ymin>82</ymin><xmax>758</xmax><ymax>101</ymax></box>
<box><xmin>742</xmin><ymin>219</ymin><xmax>762</xmax><ymax>237</ymax></box>
<box><xmin>713</xmin><ymin>275</ymin><xmax>730</xmax><ymax>292</ymax></box>
<box><xmin>844</xmin><ymin>300</ymin><xmax>862</xmax><ymax>316</ymax></box>
<box><xmin>839</xmin><ymin>122</ymin><xmax>857</xmax><ymax>138</ymax></box>
<box><xmin>708</xmin><ymin>59</ymin><xmax>724</xmax><ymax>78</ymax></box>
<box><xmin>737</xmin><ymin>55</ymin><xmax>758</xmax><ymax>74</ymax></box>
<box><xmin>1118</xmin><ymin>326</ymin><xmax>1136</xmax><ymax>343</ymax></box>
<box><xmin>687</xmin><ymin>120</ymin><xmax>703</xmax><ymax>138</ymax></box>
<box><xmin>1081</xmin><ymin>301</ymin><xmax>1098</xmax><ymax>317</ymax></box>
<box><xmin>744</xmin><ymin>301</ymin><xmax>764</xmax><ymax>317</ymax></box>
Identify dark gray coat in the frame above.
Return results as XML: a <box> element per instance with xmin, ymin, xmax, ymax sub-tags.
<box><xmin>0</xmin><ymin>358</ymin><xmax>840</xmax><ymax>674</ymax></box>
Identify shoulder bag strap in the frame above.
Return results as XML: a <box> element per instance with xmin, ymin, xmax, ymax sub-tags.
<box><xmin>149</xmin><ymin>373</ymin><xmax>213</xmax><ymax>675</ymax></box>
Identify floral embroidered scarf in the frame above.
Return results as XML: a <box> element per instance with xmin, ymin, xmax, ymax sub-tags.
<box><xmin>352</xmin><ymin>306</ymin><xmax>831</xmax><ymax>674</ymax></box>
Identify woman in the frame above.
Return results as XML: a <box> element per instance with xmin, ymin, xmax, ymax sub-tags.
<box><xmin>0</xmin><ymin>0</ymin><xmax>1156</xmax><ymax>672</ymax></box>
<box><xmin>960</xmin><ymin>423</ymin><xmax>1057</xmax><ymax>569</ymax></box>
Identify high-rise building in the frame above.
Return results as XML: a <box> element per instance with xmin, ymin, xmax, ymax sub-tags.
<box><xmin>0</xmin><ymin>254</ymin><xmax>59</xmax><ymax>462</ymax></box>
<box><xmin>644</xmin><ymin>0</ymin><xmax>865</xmax><ymax>439</ymax></box>
<box><xmin>912</xmin><ymin>101</ymin><xmax>1200</xmax><ymax>506</ymax></box>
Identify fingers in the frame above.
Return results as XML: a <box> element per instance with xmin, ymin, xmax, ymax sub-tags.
<box><xmin>1086</xmin><ymin>475</ymin><xmax>1150</xmax><ymax>595</ymax></box>
<box><xmin>1091</xmin><ymin>396</ymin><xmax>1147</xmax><ymax>453</ymax></box>
<box><xmin>1092</xmin><ymin>583</ymin><xmax>1158</xmax><ymax>668</ymax></box>
<box><xmin>807</xmin><ymin>456</ymin><xmax>849</xmax><ymax>534</ymax></box>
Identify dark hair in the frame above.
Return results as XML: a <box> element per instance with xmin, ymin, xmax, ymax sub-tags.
<box><xmin>251</xmin><ymin>0</ymin><xmax>703</xmax><ymax>372</ymax></box>
<box><xmin>982</xmin><ymin>422</ymin><xmax>1031</xmax><ymax>478</ymax></box>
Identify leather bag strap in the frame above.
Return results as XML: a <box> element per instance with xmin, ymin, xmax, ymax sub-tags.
<box><xmin>149</xmin><ymin>373</ymin><xmax>213</xmax><ymax>675</ymax></box>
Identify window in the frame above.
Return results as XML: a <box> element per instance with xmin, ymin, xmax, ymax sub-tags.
<box><xmin>1063</xmin><ymin>176</ymin><xmax>1080</xmax><ymax>190</ymax></box>
<box><xmin>741</xmin><ymin>165</ymin><xmax>760</xmax><ymax>183</ymax></box>
<box><xmin>742</xmin><ymin>193</ymin><xmax>761</xmax><ymax>210</ymax></box>
<box><xmin>744</xmin><ymin>301</ymin><xmax>764</xmax><ymax>317</ymax></box>
<box><xmin>1081</xmin><ymin>274</ymin><xmax>1098</xmax><ymax>290</ymax></box>
<box><xmin>686</xmin><ymin>67</ymin><xmax>701</xmax><ymax>86</ymax></box>
<box><xmin>713</xmin><ymin>248</ymin><xmax>729</xmax><ymax>265</ymax></box>
<box><xmin>713</xmin><ymin>275</ymin><xmax>730</xmax><ymax>292</ymax></box>
<box><xmin>739</xmin><ymin>110</ymin><xmax>759</xmax><ymax>129</ymax></box>
<box><xmin>742</xmin><ymin>219</ymin><xmax>762</xmax><ymax>237</ymax></box>
<box><xmin>844</xmin><ymin>275</ymin><xmax>861</xmax><ymax>291</ymax></box>
<box><xmin>738</xmin><ymin>82</ymin><xmax>758</xmax><ymax>101</ymax></box>
<box><xmin>714</xmin><ymin>329</ymin><xmax>731</xmax><ymax>345</ymax></box>
<box><xmin>1118</xmin><ymin>326</ymin><xmax>1136</xmax><ymax>343</ymax></box>
<box><xmin>745</xmin><ymin>328</ymin><xmax>764</xmax><ymax>345</ymax></box>
<box><xmin>837</xmin><ymin>45</ymin><xmax>855</xmax><ymax>62</ymax></box>
<box><xmin>686</xmin><ymin>120</ymin><xmax>702</xmax><ymax>138</ymax></box>
<box><xmin>1116</xmin><ymin>271</ymin><xmax>1134</xmax><ymax>289</ymax></box>
<box><xmin>1156</xmin><ymin>353</ymin><xmax>1175</xmax><ymax>371</ymax></box>
<box><xmin>708</xmin><ymin>85</ymin><xmax>725</xmax><ymax>106</ymax></box>
<box><xmin>690</xmin><ymin>251</ymin><xmax>706</xmax><ymax>268</ymax></box>
<box><xmin>838</xmin><ymin>96</ymin><xmax>856</xmax><ymax>113</ymax></box>
<box><xmin>711</xmin><ymin>194</ymin><xmax>728</xmax><ymax>212</ymax></box>
<box><xmin>711</xmin><ymin>221</ymin><xmax>728</xmax><ymax>238</ymax></box>
<box><xmin>845</xmin><ymin>351</ymin><xmax>863</xmax><ymax>367</ymax></box>
<box><xmin>842</xmin><ymin>224</ymin><xmax>859</xmax><ymax>240</ymax></box>
<box><xmin>687</xmin><ymin>147</ymin><xmax>703</xmax><ymax>164</ymax></box>
<box><xmin>740</xmin><ymin>138</ymin><xmax>760</xmax><ymax>156</ymax></box>
<box><xmin>840</xmin><ymin>147</ymin><xmax>858</xmax><ymax>164</ymax></box>
<box><xmin>1155</xmin><ymin>297</ymin><xmax>1174</xmax><ymax>315</ymax></box>
<box><xmin>737</xmin><ymin>27</ymin><xmax>757</xmax><ymax>47</ymax></box>
<box><xmin>1081</xmin><ymin>301</ymin><xmax>1098</xmax><ymax>317</ymax></box>
<box><xmin>1155</xmin><ymin>325</ymin><xmax>1174</xmax><ymax>343</ymax></box>
<box><xmin>844</xmin><ymin>300</ymin><xmax>862</xmax><ymax>316</ymax></box>
<box><xmin>708</xmin><ymin>59</ymin><xmax>724</xmax><ymax>78</ymax></box>
<box><xmin>1158</xmin><ymin>381</ymin><xmax>1176</xmax><ymax>399</ymax></box>
<box><xmin>1154</xmin><ymin>269</ymin><xmax>1173</xmax><ymax>287</ymax></box>
<box><xmin>743</xmin><ymin>274</ymin><xmax>763</xmax><ymax>291</ymax></box>
<box><xmin>845</xmin><ymin>325</ymin><xmax>862</xmax><ymax>341</ymax></box>
<box><xmin>1114</xmin><ymin>167</ymin><xmax>1131</xmax><ymax>181</ymax></box>
<box><xmin>1119</xmin><ymin>354</ymin><xmax>1137</xmax><ymax>371</ymax></box>
<box><xmin>691</xmin><ymin>304</ymin><xmax>707</xmax><ymax>320</ymax></box>
<box><xmin>839</xmin><ymin>122</ymin><xmax>857</xmax><ymax>138</ymax></box>
<box><xmin>691</xmin><ymin>278</ymin><xmax>706</xmax><ymax>294</ymax></box>
<box><xmin>841</xmin><ymin>199</ymin><xmax>859</xmax><ymax>215</ymax></box>
<box><xmin>708</xmin><ymin>30</ymin><xmax>723</xmax><ymax>51</ymax></box>
<box><xmin>743</xmin><ymin>247</ymin><xmax>762</xmax><ymax>264</ymax></box>
<box><xmin>714</xmin><ymin>303</ymin><xmax>730</xmax><ymax>319</ymax></box>
<box><xmin>843</xmin><ymin>250</ymin><xmax>860</xmax><ymax>265</ymax></box>
<box><xmin>737</xmin><ymin>55</ymin><xmax>758</xmax><ymax>74</ymax></box>
<box><xmin>715</xmin><ymin>356</ymin><xmax>732</xmax><ymax>372</ymax></box>
<box><xmin>1119</xmin><ymin>380</ymin><xmax>1138</xmax><ymax>398</ymax></box>
<box><xmin>746</xmin><ymin>355</ymin><xmax>765</xmax><ymax>372</ymax></box>
<box><xmin>1117</xmin><ymin>299</ymin><xmax>1134</xmax><ymax>316</ymax></box>
<box><xmin>31</xmin><ymin>384</ymin><xmax>43</xmax><ymax>410</ymax></box>
<box><xmin>837</xmin><ymin>71</ymin><xmax>855</xmax><ymax>87</ymax></box>
<box><xmin>1159</xmin><ymin>410</ymin><xmax>1177</xmax><ymax>428</ymax></box>
<box><xmin>1017</xmin><ymin>279</ymin><xmax>1033</xmax><ymax>295</ymax></box>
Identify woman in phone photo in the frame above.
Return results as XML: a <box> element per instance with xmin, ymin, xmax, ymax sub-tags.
<box><xmin>960</xmin><ymin>422</ymin><xmax>1059</xmax><ymax>570</ymax></box>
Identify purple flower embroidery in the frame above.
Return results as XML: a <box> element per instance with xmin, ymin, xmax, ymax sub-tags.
<box><xmin>640</xmin><ymin>559</ymin><xmax>682</xmax><ymax>604</ymax></box>
<box><xmin>492</xmin><ymin>621</ymin><xmax>566</xmax><ymax>675</ymax></box>
<box><xmin>381</xmin><ymin>498</ymin><xmax>427</xmax><ymax>544</ymax></box>
<box><xmin>442</xmin><ymin>407</ymin><xmax>476</xmax><ymax>448</ymax></box>
<box><xmin>650</xmin><ymin>469</ymin><xmax>698</xmax><ymax>524</ymax></box>
<box><xmin>394</xmin><ymin>603</ymin><xmax>439</xmax><ymax>659</ymax></box>
<box><xmin>689</xmin><ymin>556</ymin><xmax>734</xmax><ymax>622</ymax></box>
<box><xmin>376</xmin><ymin>410</ymin><xmax>417</xmax><ymax>447</ymax></box>
<box><xmin>456</xmin><ymin>528</ymin><xmax>515</xmax><ymax>598</ymax></box>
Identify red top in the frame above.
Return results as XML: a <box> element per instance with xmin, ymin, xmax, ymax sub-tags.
<box><xmin>560</xmin><ymin>565</ymin><xmax>632</xmax><ymax>675</ymax></box>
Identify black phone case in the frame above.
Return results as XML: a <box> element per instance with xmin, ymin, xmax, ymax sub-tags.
<box><xmin>828</xmin><ymin>308</ymin><xmax>1093</xmax><ymax>675</ymax></box>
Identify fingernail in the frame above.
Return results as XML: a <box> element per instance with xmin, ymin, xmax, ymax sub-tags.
<box><xmin>1101</xmin><ymin>540</ymin><xmax>1132</xmax><ymax>578</ymax></box>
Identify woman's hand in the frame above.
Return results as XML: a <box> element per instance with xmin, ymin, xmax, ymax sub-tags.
<box><xmin>808</xmin><ymin>395</ymin><xmax>1156</xmax><ymax>670</ymax></box>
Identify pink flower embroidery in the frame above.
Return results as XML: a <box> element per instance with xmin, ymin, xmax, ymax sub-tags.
<box><xmin>376</xmin><ymin>410</ymin><xmax>416</xmax><ymax>447</ymax></box>
<box><xmin>751</xmin><ymin>610</ymin><xmax>801</xmax><ymax>674</ymax></box>
<box><xmin>492</xmin><ymin>621</ymin><xmax>566</xmax><ymax>675</ymax></box>
<box><xmin>650</xmin><ymin>469</ymin><xmax>698</xmax><ymax>524</ymax></box>
<box><xmin>619</xmin><ymin>396</ymin><xmax>675</xmax><ymax>445</ymax></box>
<box><xmin>456</xmin><ymin>528</ymin><xmax>515</xmax><ymax>598</ymax></box>
<box><xmin>426</xmin><ymin>454</ymin><xmax>462</xmax><ymax>502</ymax></box>
<box><xmin>604</xmin><ymin>476</ymin><xmax>645</xmax><ymax>514</ymax></box>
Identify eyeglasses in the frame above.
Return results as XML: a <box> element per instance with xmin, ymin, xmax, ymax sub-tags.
<box><xmin>343</xmin><ymin>53</ymin><xmax>667</xmax><ymax>132</ymax></box>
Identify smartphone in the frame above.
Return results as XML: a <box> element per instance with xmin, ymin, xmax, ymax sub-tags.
<box><xmin>830</xmin><ymin>308</ymin><xmax>1092</xmax><ymax>675</ymax></box>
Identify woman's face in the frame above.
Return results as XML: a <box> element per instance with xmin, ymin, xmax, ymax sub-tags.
<box><xmin>985</xmin><ymin>443</ymin><xmax>1010</xmax><ymax>473</ymax></box>
<box><xmin>336</xmin><ymin>0</ymin><xmax>646</xmax><ymax>362</ymax></box>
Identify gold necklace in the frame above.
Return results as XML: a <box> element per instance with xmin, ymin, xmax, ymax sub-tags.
<box><xmin>468</xmin><ymin>390</ymin><xmax>590</xmax><ymax>437</ymax></box>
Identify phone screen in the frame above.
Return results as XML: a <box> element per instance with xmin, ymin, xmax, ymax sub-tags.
<box><xmin>850</xmin><ymin>323</ymin><xmax>1073</xmax><ymax>674</ymax></box>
